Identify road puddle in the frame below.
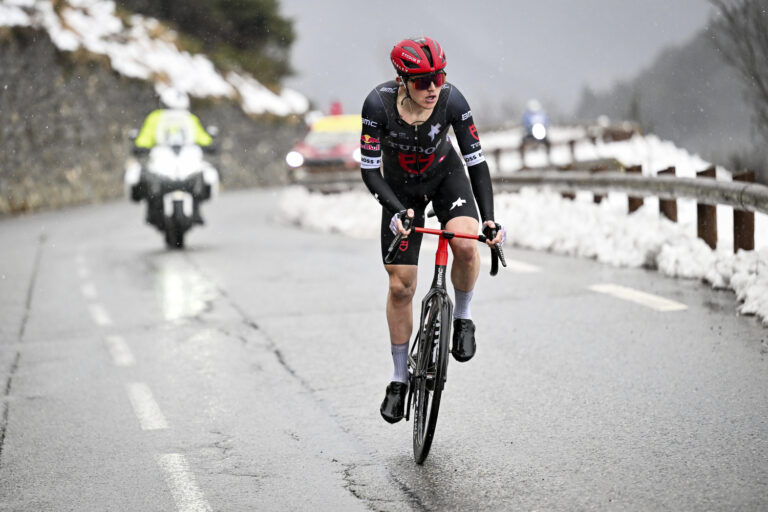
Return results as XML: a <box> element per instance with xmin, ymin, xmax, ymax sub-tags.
<box><xmin>155</xmin><ymin>257</ymin><xmax>218</xmax><ymax>321</ymax></box>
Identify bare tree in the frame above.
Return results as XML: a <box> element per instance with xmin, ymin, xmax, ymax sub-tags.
<box><xmin>709</xmin><ymin>0</ymin><xmax>768</xmax><ymax>145</ymax></box>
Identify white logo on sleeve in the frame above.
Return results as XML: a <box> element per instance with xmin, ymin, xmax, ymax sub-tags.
<box><xmin>450</xmin><ymin>197</ymin><xmax>467</xmax><ymax>210</ymax></box>
<box><xmin>428</xmin><ymin>123</ymin><xmax>441</xmax><ymax>141</ymax></box>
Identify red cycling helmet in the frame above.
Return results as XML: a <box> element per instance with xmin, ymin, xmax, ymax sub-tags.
<box><xmin>390</xmin><ymin>36</ymin><xmax>446</xmax><ymax>76</ymax></box>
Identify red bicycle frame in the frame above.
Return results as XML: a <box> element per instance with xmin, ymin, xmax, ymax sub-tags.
<box><xmin>414</xmin><ymin>227</ymin><xmax>484</xmax><ymax>266</ymax></box>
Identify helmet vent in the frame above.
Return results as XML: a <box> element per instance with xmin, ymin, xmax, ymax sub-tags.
<box><xmin>422</xmin><ymin>46</ymin><xmax>434</xmax><ymax>67</ymax></box>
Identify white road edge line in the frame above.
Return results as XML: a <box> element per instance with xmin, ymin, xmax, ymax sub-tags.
<box><xmin>88</xmin><ymin>303</ymin><xmax>113</xmax><ymax>326</ymax></box>
<box><xmin>157</xmin><ymin>454</ymin><xmax>212</xmax><ymax>512</ymax></box>
<box><xmin>589</xmin><ymin>283</ymin><xmax>688</xmax><ymax>312</ymax></box>
<box><xmin>126</xmin><ymin>382</ymin><xmax>169</xmax><ymax>431</ymax></box>
<box><xmin>105</xmin><ymin>335</ymin><xmax>135</xmax><ymax>367</ymax></box>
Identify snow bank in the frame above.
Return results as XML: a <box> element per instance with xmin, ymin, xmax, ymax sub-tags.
<box><xmin>278</xmin><ymin>130</ymin><xmax>768</xmax><ymax>326</ymax></box>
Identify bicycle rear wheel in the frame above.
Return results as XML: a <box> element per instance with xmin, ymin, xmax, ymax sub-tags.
<box><xmin>411</xmin><ymin>294</ymin><xmax>450</xmax><ymax>464</ymax></box>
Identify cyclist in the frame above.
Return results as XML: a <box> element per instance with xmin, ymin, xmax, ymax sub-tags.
<box><xmin>360</xmin><ymin>36</ymin><xmax>506</xmax><ymax>423</ymax></box>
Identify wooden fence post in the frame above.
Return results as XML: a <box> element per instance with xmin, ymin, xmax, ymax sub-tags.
<box><xmin>545</xmin><ymin>139</ymin><xmax>552</xmax><ymax>166</ymax></box>
<box><xmin>568</xmin><ymin>139</ymin><xmax>576</xmax><ymax>162</ymax></box>
<box><xmin>658</xmin><ymin>166</ymin><xmax>677</xmax><ymax>222</ymax></box>
<box><xmin>733</xmin><ymin>170</ymin><xmax>755</xmax><ymax>253</ymax></box>
<box><xmin>697</xmin><ymin>166</ymin><xmax>717</xmax><ymax>249</ymax></box>
<box><xmin>558</xmin><ymin>164</ymin><xmax>575</xmax><ymax>200</ymax></box>
<box><xmin>626</xmin><ymin>165</ymin><xmax>644</xmax><ymax>213</ymax></box>
<box><xmin>592</xmin><ymin>166</ymin><xmax>608</xmax><ymax>203</ymax></box>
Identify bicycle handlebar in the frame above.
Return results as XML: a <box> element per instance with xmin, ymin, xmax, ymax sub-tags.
<box><xmin>384</xmin><ymin>215</ymin><xmax>507</xmax><ymax>275</ymax></box>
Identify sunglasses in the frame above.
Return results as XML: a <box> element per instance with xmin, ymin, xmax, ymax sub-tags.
<box><xmin>409</xmin><ymin>71</ymin><xmax>446</xmax><ymax>90</ymax></box>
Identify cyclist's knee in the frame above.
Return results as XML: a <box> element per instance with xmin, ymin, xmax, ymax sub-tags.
<box><xmin>387</xmin><ymin>269</ymin><xmax>417</xmax><ymax>303</ymax></box>
<box><xmin>451</xmin><ymin>239</ymin><xmax>478</xmax><ymax>265</ymax></box>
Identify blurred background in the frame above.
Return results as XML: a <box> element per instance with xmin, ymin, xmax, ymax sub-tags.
<box><xmin>0</xmin><ymin>0</ymin><xmax>766</xmax><ymax>214</ymax></box>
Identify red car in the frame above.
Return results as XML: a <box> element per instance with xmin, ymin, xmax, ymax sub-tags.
<box><xmin>285</xmin><ymin>114</ymin><xmax>362</xmax><ymax>182</ymax></box>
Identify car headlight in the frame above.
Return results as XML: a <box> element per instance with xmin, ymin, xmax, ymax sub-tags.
<box><xmin>285</xmin><ymin>151</ymin><xmax>304</xmax><ymax>168</ymax></box>
<box><xmin>352</xmin><ymin>147</ymin><xmax>362</xmax><ymax>163</ymax></box>
<box><xmin>532</xmin><ymin>123</ymin><xmax>547</xmax><ymax>140</ymax></box>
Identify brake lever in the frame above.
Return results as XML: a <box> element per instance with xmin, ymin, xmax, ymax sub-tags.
<box><xmin>384</xmin><ymin>214</ymin><xmax>413</xmax><ymax>264</ymax></box>
<box><xmin>486</xmin><ymin>228</ymin><xmax>507</xmax><ymax>276</ymax></box>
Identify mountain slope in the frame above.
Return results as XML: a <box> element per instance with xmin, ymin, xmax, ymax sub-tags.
<box><xmin>575</xmin><ymin>29</ymin><xmax>757</xmax><ymax>172</ymax></box>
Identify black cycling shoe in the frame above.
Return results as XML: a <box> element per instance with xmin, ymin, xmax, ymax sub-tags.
<box><xmin>451</xmin><ymin>319</ymin><xmax>476</xmax><ymax>362</ymax></box>
<box><xmin>380</xmin><ymin>381</ymin><xmax>408</xmax><ymax>424</ymax></box>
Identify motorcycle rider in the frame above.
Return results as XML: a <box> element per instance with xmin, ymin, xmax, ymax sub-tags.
<box><xmin>521</xmin><ymin>99</ymin><xmax>550</xmax><ymax>145</ymax></box>
<box><xmin>130</xmin><ymin>87</ymin><xmax>216</xmax><ymax>226</ymax></box>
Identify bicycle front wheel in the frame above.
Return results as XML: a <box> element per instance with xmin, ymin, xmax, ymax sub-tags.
<box><xmin>412</xmin><ymin>294</ymin><xmax>450</xmax><ymax>464</ymax></box>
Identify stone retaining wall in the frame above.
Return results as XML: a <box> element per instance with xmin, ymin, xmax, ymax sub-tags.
<box><xmin>0</xmin><ymin>27</ymin><xmax>305</xmax><ymax>216</ymax></box>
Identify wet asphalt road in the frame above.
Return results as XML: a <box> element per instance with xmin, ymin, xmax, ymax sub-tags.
<box><xmin>1</xmin><ymin>188</ymin><xmax>767</xmax><ymax>511</ymax></box>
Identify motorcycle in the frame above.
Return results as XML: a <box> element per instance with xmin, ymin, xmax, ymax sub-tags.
<box><xmin>522</xmin><ymin>111</ymin><xmax>550</xmax><ymax>145</ymax></box>
<box><xmin>125</xmin><ymin>129</ymin><xmax>219</xmax><ymax>249</ymax></box>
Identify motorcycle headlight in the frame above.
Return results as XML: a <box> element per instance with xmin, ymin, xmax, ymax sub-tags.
<box><xmin>532</xmin><ymin>123</ymin><xmax>547</xmax><ymax>140</ymax></box>
<box><xmin>285</xmin><ymin>151</ymin><xmax>304</xmax><ymax>168</ymax></box>
<box><xmin>352</xmin><ymin>148</ymin><xmax>362</xmax><ymax>163</ymax></box>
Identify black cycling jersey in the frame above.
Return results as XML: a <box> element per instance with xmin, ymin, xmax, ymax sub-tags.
<box><xmin>360</xmin><ymin>80</ymin><xmax>495</xmax><ymax>222</ymax></box>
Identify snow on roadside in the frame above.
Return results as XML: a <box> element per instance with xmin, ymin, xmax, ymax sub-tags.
<box><xmin>279</xmin><ymin>182</ymin><xmax>768</xmax><ymax>327</ymax></box>
<box><xmin>0</xmin><ymin>0</ymin><xmax>308</xmax><ymax>116</ymax></box>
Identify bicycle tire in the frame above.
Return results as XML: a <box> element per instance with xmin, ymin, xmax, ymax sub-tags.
<box><xmin>412</xmin><ymin>294</ymin><xmax>451</xmax><ymax>464</ymax></box>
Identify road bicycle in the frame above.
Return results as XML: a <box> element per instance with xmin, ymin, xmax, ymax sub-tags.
<box><xmin>384</xmin><ymin>215</ymin><xmax>506</xmax><ymax>463</ymax></box>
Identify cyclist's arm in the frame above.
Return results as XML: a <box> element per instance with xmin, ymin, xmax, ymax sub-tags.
<box><xmin>360</xmin><ymin>91</ymin><xmax>406</xmax><ymax>214</ymax></box>
<box><xmin>446</xmin><ymin>86</ymin><xmax>495</xmax><ymax>222</ymax></box>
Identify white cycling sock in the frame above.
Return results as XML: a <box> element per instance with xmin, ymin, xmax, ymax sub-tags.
<box><xmin>453</xmin><ymin>288</ymin><xmax>474</xmax><ymax>320</ymax></box>
<box><xmin>391</xmin><ymin>342</ymin><xmax>409</xmax><ymax>384</ymax></box>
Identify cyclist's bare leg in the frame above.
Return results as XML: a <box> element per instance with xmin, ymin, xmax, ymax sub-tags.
<box><xmin>445</xmin><ymin>216</ymin><xmax>480</xmax><ymax>291</ymax></box>
<box><xmin>385</xmin><ymin>264</ymin><xmax>418</xmax><ymax>345</ymax></box>
<box><xmin>445</xmin><ymin>216</ymin><xmax>480</xmax><ymax>361</ymax></box>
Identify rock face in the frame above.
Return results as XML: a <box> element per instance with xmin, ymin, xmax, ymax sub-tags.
<box><xmin>0</xmin><ymin>26</ymin><xmax>305</xmax><ymax>215</ymax></box>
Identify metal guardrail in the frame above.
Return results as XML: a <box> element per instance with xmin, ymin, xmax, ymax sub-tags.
<box><xmin>492</xmin><ymin>170</ymin><xmax>768</xmax><ymax>215</ymax></box>
<box><xmin>290</xmin><ymin>164</ymin><xmax>760</xmax><ymax>251</ymax></box>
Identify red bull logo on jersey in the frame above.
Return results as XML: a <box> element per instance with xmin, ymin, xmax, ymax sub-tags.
<box><xmin>361</xmin><ymin>134</ymin><xmax>380</xmax><ymax>151</ymax></box>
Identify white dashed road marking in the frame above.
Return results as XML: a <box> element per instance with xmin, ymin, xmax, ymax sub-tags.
<box><xmin>81</xmin><ymin>282</ymin><xmax>98</xmax><ymax>299</ymax></box>
<box><xmin>76</xmin><ymin>256</ymin><xmax>90</xmax><ymax>279</ymax></box>
<box><xmin>157</xmin><ymin>454</ymin><xmax>212</xmax><ymax>512</ymax></box>
<box><xmin>88</xmin><ymin>303</ymin><xmax>113</xmax><ymax>326</ymax></box>
<box><xmin>105</xmin><ymin>335</ymin><xmax>136</xmax><ymax>367</ymax></box>
<box><xmin>589</xmin><ymin>283</ymin><xmax>688</xmax><ymax>312</ymax></box>
<box><xmin>126</xmin><ymin>382</ymin><xmax>169</xmax><ymax>431</ymax></box>
<box><xmin>74</xmin><ymin>257</ymin><xmax>207</xmax><ymax>510</ymax></box>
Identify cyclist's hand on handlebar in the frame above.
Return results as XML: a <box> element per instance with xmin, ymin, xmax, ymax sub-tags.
<box><xmin>389</xmin><ymin>209</ymin><xmax>415</xmax><ymax>237</ymax></box>
<box><xmin>482</xmin><ymin>220</ymin><xmax>506</xmax><ymax>247</ymax></box>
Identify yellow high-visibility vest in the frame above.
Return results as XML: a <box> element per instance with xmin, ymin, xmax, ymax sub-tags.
<box><xmin>134</xmin><ymin>109</ymin><xmax>213</xmax><ymax>149</ymax></box>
